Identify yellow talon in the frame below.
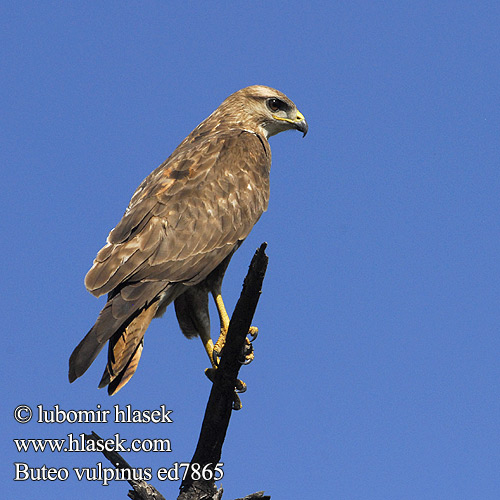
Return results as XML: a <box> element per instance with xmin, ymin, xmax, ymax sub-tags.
<box><xmin>202</xmin><ymin>290</ymin><xmax>258</xmax><ymax>411</ymax></box>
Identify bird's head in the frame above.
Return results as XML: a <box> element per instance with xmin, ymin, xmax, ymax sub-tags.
<box><xmin>220</xmin><ymin>85</ymin><xmax>308</xmax><ymax>139</ymax></box>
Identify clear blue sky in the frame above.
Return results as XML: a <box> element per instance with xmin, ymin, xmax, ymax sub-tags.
<box><xmin>3</xmin><ymin>1</ymin><xmax>500</xmax><ymax>498</ymax></box>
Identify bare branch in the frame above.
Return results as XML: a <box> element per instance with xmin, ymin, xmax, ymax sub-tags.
<box><xmin>178</xmin><ymin>243</ymin><xmax>269</xmax><ymax>499</ymax></box>
<box><xmin>84</xmin><ymin>431</ymin><xmax>166</xmax><ymax>500</ymax></box>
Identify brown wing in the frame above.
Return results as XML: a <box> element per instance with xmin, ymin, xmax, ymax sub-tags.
<box><xmin>69</xmin><ymin>129</ymin><xmax>270</xmax><ymax>388</ymax></box>
<box><xmin>85</xmin><ymin>129</ymin><xmax>271</xmax><ymax>297</ymax></box>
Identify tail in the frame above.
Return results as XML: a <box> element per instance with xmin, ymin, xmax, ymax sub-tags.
<box><xmin>98</xmin><ymin>302</ymin><xmax>159</xmax><ymax>395</ymax></box>
<box><xmin>69</xmin><ymin>281</ymin><xmax>172</xmax><ymax>394</ymax></box>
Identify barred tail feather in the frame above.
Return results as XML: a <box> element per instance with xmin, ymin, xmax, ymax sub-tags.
<box><xmin>98</xmin><ymin>301</ymin><xmax>159</xmax><ymax>395</ymax></box>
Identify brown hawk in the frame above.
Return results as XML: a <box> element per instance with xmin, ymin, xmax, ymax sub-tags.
<box><xmin>69</xmin><ymin>85</ymin><xmax>307</xmax><ymax>396</ymax></box>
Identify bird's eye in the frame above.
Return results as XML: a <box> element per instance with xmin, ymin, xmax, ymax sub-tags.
<box><xmin>267</xmin><ymin>98</ymin><xmax>285</xmax><ymax>112</ymax></box>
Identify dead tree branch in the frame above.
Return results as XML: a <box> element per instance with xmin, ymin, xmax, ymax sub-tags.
<box><xmin>84</xmin><ymin>431</ymin><xmax>166</xmax><ymax>500</ymax></box>
<box><xmin>178</xmin><ymin>242</ymin><xmax>269</xmax><ymax>500</ymax></box>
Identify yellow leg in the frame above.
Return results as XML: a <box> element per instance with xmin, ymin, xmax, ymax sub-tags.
<box><xmin>201</xmin><ymin>335</ymin><xmax>217</xmax><ymax>369</ymax></box>
<box><xmin>206</xmin><ymin>290</ymin><xmax>257</xmax><ymax>410</ymax></box>
<box><xmin>213</xmin><ymin>292</ymin><xmax>230</xmax><ymax>361</ymax></box>
<box><xmin>211</xmin><ymin>291</ymin><xmax>258</xmax><ymax>365</ymax></box>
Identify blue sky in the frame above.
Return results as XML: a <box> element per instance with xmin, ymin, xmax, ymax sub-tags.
<box><xmin>3</xmin><ymin>1</ymin><xmax>500</xmax><ymax>498</ymax></box>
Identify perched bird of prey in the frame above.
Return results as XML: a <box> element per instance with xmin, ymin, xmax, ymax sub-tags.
<box><xmin>69</xmin><ymin>85</ymin><xmax>307</xmax><ymax>396</ymax></box>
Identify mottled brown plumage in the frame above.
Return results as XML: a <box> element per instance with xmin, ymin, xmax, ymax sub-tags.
<box><xmin>69</xmin><ymin>85</ymin><xmax>307</xmax><ymax>394</ymax></box>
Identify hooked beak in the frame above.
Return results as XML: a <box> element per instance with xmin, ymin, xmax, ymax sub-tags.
<box><xmin>270</xmin><ymin>110</ymin><xmax>309</xmax><ymax>137</ymax></box>
<box><xmin>294</xmin><ymin>110</ymin><xmax>308</xmax><ymax>137</ymax></box>
<box><xmin>271</xmin><ymin>109</ymin><xmax>308</xmax><ymax>137</ymax></box>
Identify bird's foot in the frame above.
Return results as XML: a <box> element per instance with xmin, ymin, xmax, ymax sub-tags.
<box><xmin>239</xmin><ymin>337</ymin><xmax>255</xmax><ymax>365</ymax></box>
<box><xmin>232</xmin><ymin>394</ymin><xmax>242</xmax><ymax>411</ymax></box>
<box><xmin>238</xmin><ymin>326</ymin><xmax>258</xmax><ymax>364</ymax></box>
<box><xmin>204</xmin><ymin>368</ymin><xmax>247</xmax><ymax>392</ymax></box>
<box><xmin>204</xmin><ymin>368</ymin><xmax>246</xmax><ymax>410</ymax></box>
<box><xmin>211</xmin><ymin>346</ymin><xmax>222</xmax><ymax>367</ymax></box>
<box><xmin>211</xmin><ymin>328</ymin><xmax>226</xmax><ymax>367</ymax></box>
<box><xmin>212</xmin><ymin>325</ymin><xmax>258</xmax><ymax>366</ymax></box>
<box><xmin>248</xmin><ymin>325</ymin><xmax>258</xmax><ymax>341</ymax></box>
